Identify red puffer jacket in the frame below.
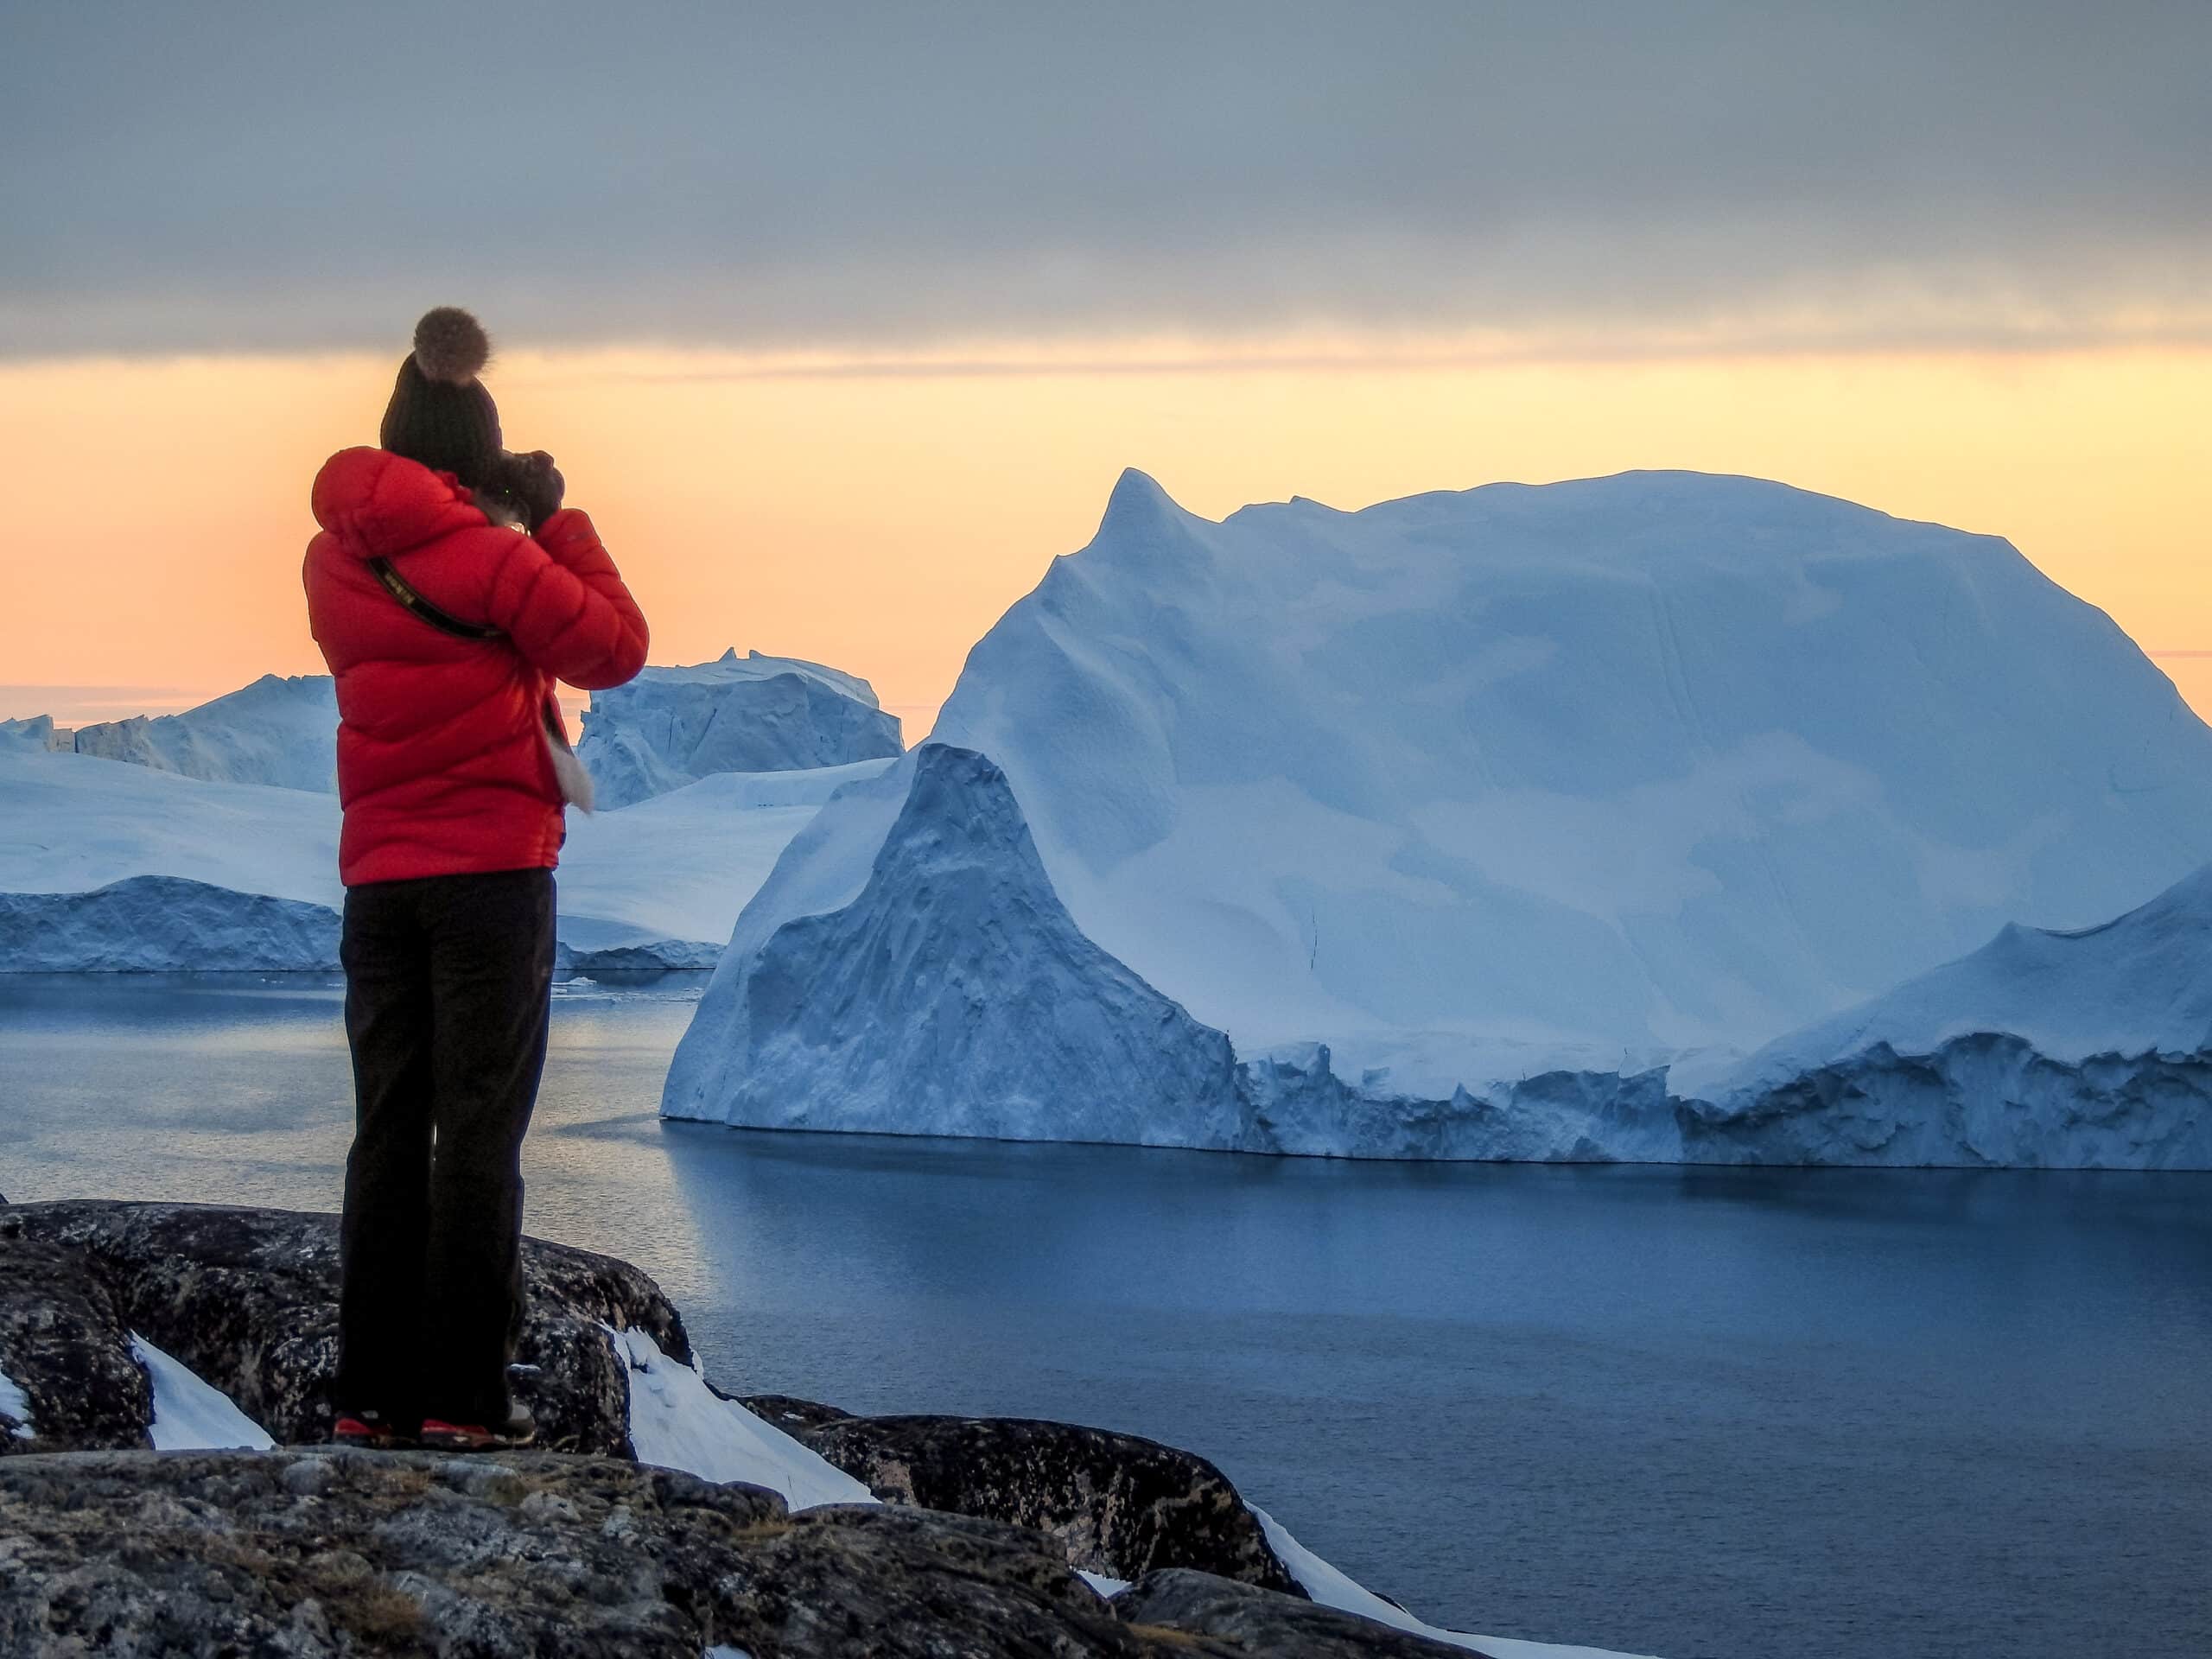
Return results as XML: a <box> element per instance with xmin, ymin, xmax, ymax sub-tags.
<box><xmin>303</xmin><ymin>448</ymin><xmax>650</xmax><ymax>886</ymax></box>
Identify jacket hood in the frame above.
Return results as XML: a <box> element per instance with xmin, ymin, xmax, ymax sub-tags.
<box><xmin>312</xmin><ymin>447</ymin><xmax>488</xmax><ymax>556</ymax></box>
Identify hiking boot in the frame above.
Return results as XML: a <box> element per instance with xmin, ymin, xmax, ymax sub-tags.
<box><xmin>331</xmin><ymin>1408</ymin><xmax>416</xmax><ymax>1448</ymax></box>
<box><xmin>419</xmin><ymin>1406</ymin><xmax>536</xmax><ymax>1452</ymax></box>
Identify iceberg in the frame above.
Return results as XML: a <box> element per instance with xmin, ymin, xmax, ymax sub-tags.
<box><xmin>576</xmin><ymin>649</ymin><xmax>904</xmax><ymax>807</ymax></box>
<box><xmin>668</xmin><ymin>469</ymin><xmax>2212</xmax><ymax>1164</ymax></box>
<box><xmin>664</xmin><ymin>745</ymin><xmax>1245</xmax><ymax>1141</ymax></box>
<box><xmin>72</xmin><ymin>674</ymin><xmax>339</xmax><ymax>793</ymax></box>
<box><xmin>0</xmin><ymin>875</ymin><xmax>343</xmax><ymax>973</ymax></box>
<box><xmin>1</xmin><ymin>715</ymin><xmax>63</xmax><ymax>753</ymax></box>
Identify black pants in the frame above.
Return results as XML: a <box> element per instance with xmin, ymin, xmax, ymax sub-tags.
<box><xmin>334</xmin><ymin>868</ymin><xmax>556</xmax><ymax>1426</ymax></box>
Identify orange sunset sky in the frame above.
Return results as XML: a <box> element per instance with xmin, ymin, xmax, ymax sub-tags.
<box><xmin>5</xmin><ymin>5</ymin><xmax>2209</xmax><ymax>734</ymax></box>
<box><xmin>3</xmin><ymin>340</ymin><xmax>2208</xmax><ymax>737</ymax></box>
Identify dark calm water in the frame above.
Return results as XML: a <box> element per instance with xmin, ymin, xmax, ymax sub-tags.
<box><xmin>2</xmin><ymin>976</ymin><xmax>2207</xmax><ymax>1659</ymax></box>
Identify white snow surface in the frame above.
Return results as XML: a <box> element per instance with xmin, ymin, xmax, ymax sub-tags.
<box><xmin>670</xmin><ymin>468</ymin><xmax>2212</xmax><ymax>1162</ymax></box>
<box><xmin>0</xmin><ymin>747</ymin><xmax>342</xmax><ymax>907</ymax></box>
<box><xmin>578</xmin><ymin>649</ymin><xmax>904</xmax><ymax>807</ymax></box>
<box><xmin>607</xmin><ymin>1325</ymin><xmax>877</xmax><ymax>1511</ymax></box>
<box><xmin>0</xmin><ymin>1364</ymin><xmax>33</xmax><ymax>1440</ymax></box>
<box><xmin>1254</xmin><ymin>1507</ymin><xmax>1659</xmax><ymax>1659</ymax></box>
<box><xmin>73</xmin><ymin>674</ymin><xmax>339</xmax><ymax>792</ymax></box>
<box><xmin>130</xmin><ymin>1333</ymin><xmax>276</xmax><ymax>1451</ymax></box>
<box><xmin>557</xmin><ymin>760</ymin><xmax>894</xmax><ymax>945</ymax></box>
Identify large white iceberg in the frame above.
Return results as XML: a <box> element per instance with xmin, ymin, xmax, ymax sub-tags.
<box><xmin>576</xmin><ymin>649</ymin><xmax>904</xmax><ymax>807</ymax></box>
<box><xmin>666</xmin><ymin>468</ymin><xmax>2212</xmax><ymax>1164</ymax></box>
<box><xmin>72</xmin><ymin>674</ymin><xmax>339</xmax><ymax>792</ymax></box>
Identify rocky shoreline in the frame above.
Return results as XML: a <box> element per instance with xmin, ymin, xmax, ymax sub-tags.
<box><xmin>0</xmin><ymin>1198</ymin><xmax>1533</xmax><ymax>1657</ymax></box>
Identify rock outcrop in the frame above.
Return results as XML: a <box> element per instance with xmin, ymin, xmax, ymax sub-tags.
<box><xmin>0</xmin><ymin>1448</ymin><xmax>1199</xmax><ymax>1658</ymax></box>
<box><xmin>792</xmin><ymin>1412</ymin><xmax>1302</xmax><ymax>1593</ymax></box>
<box><xmin>0</xmin><ymin>1201</ymin><xmax>685</xmax><ymax>1454</ymax></box>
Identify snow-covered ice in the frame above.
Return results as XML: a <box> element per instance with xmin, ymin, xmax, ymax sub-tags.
<box><xmin>0</xmin><ymin>1363</ymin><xmax>34</xmax><ymax>1440</ymax></box>
<box><xmin>2</xmin><ymin>714</ymin><xmax>62</xmax><ymax>752</ymax></box>
<box><xmin>0</xmin><ymin>874</ymin><xmax>343</xmax><ymax>972</ymax></box>
<box><xmin>0</xmin><ymin>745</ymin><xmax>887</xmax><ymax>973</ymax></box>
<box><xmin>130</xmin><ymin>1333</ymin><xmax>276</xmax><ymax>1451</ymax></box>
<box><xmin>668</xmin><ymin>469</ymin><xmax>2212</xmax><ymax>1164</ymax></box>
<box><xmin>606</xmin><ymin>1325</ymin><xmax>877</xmax><ymax>1510</ymax></box>
<box><xmin>577</xmin><ymin>649</ymin><xmax>903</xmax><ymax>807</ymax></box>
<box><xmin>664</xmin><ymin>745</ymin><xmax>1249</xmax><ymax>1142</ymax></box>
<box><xmin>1678</xmin><ymin>860</ymin><xmax>2212</xmax><ymax>1166</ymax></box>
<box><xmin>73</xmin><ymin>674</ymin><xmax>339</xmax><ymax>792</ymax></box>
<box><xmin>0</xmin><ymin>747</ymin><xmax>342</xmax><ymax>909</ymax></box>
<box><xmin>556</xmin><ymin>759</ymin><xmax>895</xmax><ymax>947</ymax></box>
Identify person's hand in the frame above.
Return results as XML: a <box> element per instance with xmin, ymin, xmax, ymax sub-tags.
<box><xmin>510</xmin><ymin>450</ymin><xmax>566</xmax><ymax>531</ymax></box>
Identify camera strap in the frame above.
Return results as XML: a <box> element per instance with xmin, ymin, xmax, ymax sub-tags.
<box><xmin>366</xmin><ymin>557</ymin><xmax>504</xmax><ymax>642</ymax></box>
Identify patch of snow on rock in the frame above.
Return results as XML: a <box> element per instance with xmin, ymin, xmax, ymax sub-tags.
<box><xmin>1252</xmin><ymin>1506</ymin><xmax>1660</xmax><ymax>1659</ymax></box>
<box><xmin>606</xmin><ymin>1325</ymin><xmax>876</xmax><ymax>1511</ymax></box>
<box><xmin>0</xmin><ymin>1364</ymin><xmax>34</xmax><ymax>1440</ymax></box>
<box><xmin>130</xmin><ymin>1333</ymin><xmax>276</xmax><ymax>1451</ymax></box>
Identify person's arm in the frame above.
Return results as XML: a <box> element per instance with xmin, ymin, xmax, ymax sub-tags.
<box><xmin>483</xmin><ymin>508</ymin><xmax>650</xmax><ymax>690</ymax></box>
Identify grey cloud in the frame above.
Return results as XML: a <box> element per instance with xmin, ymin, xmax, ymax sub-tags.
<box><xmin>3</xmin><ymin>1</ymin><xmax>2207</xmax><ymax>358</ymax></box>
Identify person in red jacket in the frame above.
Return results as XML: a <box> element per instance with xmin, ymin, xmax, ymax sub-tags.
<box><xmin>303</xmin><ymin>308</ymin><xmax>648</xmax><ymax>1451</ymax></box>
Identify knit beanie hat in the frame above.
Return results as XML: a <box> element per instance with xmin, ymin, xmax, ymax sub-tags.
<box><xmin>379</xmin><ymin>308</ymin><xmax>501</xmax><ymax>487</ymax></box>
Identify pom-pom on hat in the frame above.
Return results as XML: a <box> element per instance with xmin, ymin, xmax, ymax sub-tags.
<box><xmin>380</xmin><ymin>307</ymin><xmax>502</xmax><ymax>486</ymax></box>
<box><xmin>410</xmin><ymin>306</ymin><xmax>492</xmax><ymax>385</ymax></box>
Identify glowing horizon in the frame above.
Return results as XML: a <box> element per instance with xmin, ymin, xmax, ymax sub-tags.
<box><xmin>3</xmin><ymin>337</ymin><xmax>2209</xmax><ymax>738</ymax></box>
